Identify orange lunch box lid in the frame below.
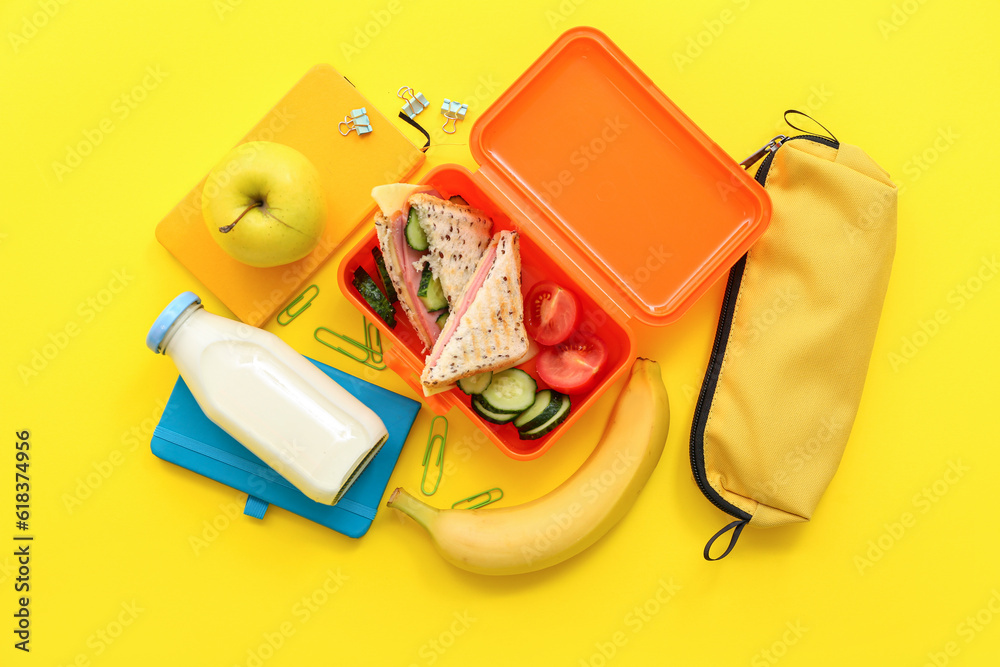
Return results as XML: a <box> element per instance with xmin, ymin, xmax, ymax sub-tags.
<box><xmin>469</xmin><ymin>27</ymin><xmax>771</xmax><ymax>326</ymax></box>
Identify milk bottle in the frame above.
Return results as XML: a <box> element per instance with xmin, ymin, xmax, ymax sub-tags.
<box><xmin>146</xmin><ymin>292</ymin><xmax>388</xmax><ymax>505</ymax></box>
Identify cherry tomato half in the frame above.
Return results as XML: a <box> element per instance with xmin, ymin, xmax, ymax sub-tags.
<box><xmin>535</xmin><ymin>334</ymin><xmax>608</xmax><ymax>395</ymax></box>
<box><xmin>524</xmin><ymin>281</ymin><xmax>580</xmax><ymax>346</ymax></box>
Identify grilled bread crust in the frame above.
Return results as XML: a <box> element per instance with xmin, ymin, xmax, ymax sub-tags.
<box><xmin>421</xmin><ymin>231</ymin><xmax>528</xmax><ymax>388</ymax></box>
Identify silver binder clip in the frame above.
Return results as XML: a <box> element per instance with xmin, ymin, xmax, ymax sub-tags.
<box><xmin>440</xmin><ymin>99</ymin><xmax>468</xmax><ymax>134</ymax></box>
<box><xmin>397</xmin><ymin>86</ymin><xmax>429</xmax><ymax>119</ymax></box>
<box><xmin>339</xmin><ymin>107</ymin><xmax>372</xmax><ymax>136</ymax></box>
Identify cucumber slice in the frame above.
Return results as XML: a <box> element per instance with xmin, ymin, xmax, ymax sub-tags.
<box><xmin>513</xmin><ymin>390</ymin><xmax>564</xmax><ymax>430</ymax></box>
<box><xmin>418</xmin><ymin>266</ymin><xmax>447</xmax><ymax>311</ymax></box>
<box><xmin>417</xmin><ymin>263</ymin><xmax>433</xmax><ymax>297</ymax></box>
<box><xmin>478</xmin><ymin>369</ymin><xmax>537</xmax><ymax>414</ymax></box>
<box><xmin>436</xmin><ymin>311</ymin><xmax>449</xmax><ymax>328</ymax></box>
<box><xmin>449</xmin><ymin>195</ymin><xmax>469</xmax><ymax>206</ymax></box>
<box><xmin>352</xmin><ymin>267</ymin><xmax>396</xmax><ymax>328</ymax></box>
<box><xmin>472</xmin><ymin>395</ymin><xmax>518</xmax><ymax>425</ymax></box>
<box><xmin>405</xmin><ymin>207</ymin><xmax>428</xmax><ymax>251</ymax></box>
<box><xmin>371</xmin><ymin>247</ymin><xmax>397</xmax><ymax>304</ymax></box>
<box><xmin>458</xmin><ymin>371</ymin><xmax>493</xmax><ymax>396</ymax></box>
<box><xmin>518</xmin><ymin>394</ymin><xmax>571</xmax><ymax>440</ymax></box>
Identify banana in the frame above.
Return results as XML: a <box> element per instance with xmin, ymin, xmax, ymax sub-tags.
<box><xmin>387</xmin><ymin>357</ymin><xmax>670</xmax><ymax>575</ymax></box>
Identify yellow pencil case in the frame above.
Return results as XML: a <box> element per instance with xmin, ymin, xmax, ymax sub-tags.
<box><xmin>690</xmin><ymin>117</ymin><xmax>897</xmax><ymax>560</ymax></box>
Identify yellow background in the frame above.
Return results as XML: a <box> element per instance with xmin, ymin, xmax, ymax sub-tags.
<box><xmin>2</xmin><ymin>0</ymin><xmax>998</xmax><ymax>665</ymax></box>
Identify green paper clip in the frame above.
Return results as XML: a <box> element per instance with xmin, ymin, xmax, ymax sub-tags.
<box><xmin>451</xmin><ymin>487</ymin><xmax>503</xmax><ymax>510</ymax></box>
<box><xmin>420</xmin><ymin>416</ymin><xmax>448</xmax><ymax>496</ymax></box>
<box><xmin>277</xmin><ymin>284</ymin><xmax>319</xmax><ymax>326</ymax></box>
<box><xmin>363</xmin><ymin>318</ymin><xmax>385</xmax><ymax>367</ymax></box>
<box><xmin>314</xmin><ymin>316</ymin><xmax>386</xmax><ymax>371</ymax></box>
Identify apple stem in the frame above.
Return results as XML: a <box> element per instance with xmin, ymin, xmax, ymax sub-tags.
<box><xmin>218</xmin><ymin>202</ymin><xmax>262</xmax><ymax>233</ymax></box>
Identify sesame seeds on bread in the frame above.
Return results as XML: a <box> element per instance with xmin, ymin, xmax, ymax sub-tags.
<box><xmin>408</xmin><ymin>193</ymin><xmax>492</xmax><ymax>309</ymax></box>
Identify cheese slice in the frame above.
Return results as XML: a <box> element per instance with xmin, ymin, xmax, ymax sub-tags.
<box><xmin>371</xmin><ymin>183</ymin><xmax>432</xmax><ymax>217</ymax></box>
<box><xmin>422</xmin><ymin>383</ymin><xmax>455</xmax><ymax>397</ymax></box>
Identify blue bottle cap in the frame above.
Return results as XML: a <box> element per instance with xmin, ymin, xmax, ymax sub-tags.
<box><xmin>146</xmin><ymin>292</ymin><xmax>201</xmax><ymax>353</ymax></box>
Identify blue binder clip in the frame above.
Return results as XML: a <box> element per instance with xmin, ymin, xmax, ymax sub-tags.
<box><xmin>398</xmin><ymin>86</ymin><xmax>429</xmax><ymax>119</ymax></box>
<box><xmin>339</xmin><ymin>107</ymin><xmax>372</xmax><ymax>136</ymax></box>
<box><xmin>440</xmin><ymin>99</ymin><xmax>468</xmax><ymax>134</ymax></box>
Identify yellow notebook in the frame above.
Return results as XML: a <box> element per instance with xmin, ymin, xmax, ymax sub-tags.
<box><xmin>155</xmin><ymin>64</ymin><xmax>424</xmax><ymax>326</ymax></box>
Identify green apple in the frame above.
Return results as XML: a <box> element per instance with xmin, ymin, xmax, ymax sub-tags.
<box><xmin>202</xmin><ymin>141</ymin><xmax>327</xmax><ymax>268</ymax></box>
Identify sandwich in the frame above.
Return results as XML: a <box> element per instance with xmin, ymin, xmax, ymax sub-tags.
<box><xmin>373</xmin><ymin>185</ymin><xmax>492</xmax><ymax>350</ymax></box>
<box><xmin>421</xmin><ymin>230</ymin><xmax>529</xmax><ymax>389</ymax></box>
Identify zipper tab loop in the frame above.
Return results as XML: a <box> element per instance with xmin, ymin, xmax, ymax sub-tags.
<box><xmin>784</xmin><ymin>110</ymin><xmax>838</xmax><ymax>143</ymax></box>
<box><xmin>704</xmin><ymin>518</ymin><xmax>749</xmax><ymax>561</ymax></box>
<box><xmin>740</xmin><ymin>135</ymin><xmax>787</xmax><ymax>170</ymax></box>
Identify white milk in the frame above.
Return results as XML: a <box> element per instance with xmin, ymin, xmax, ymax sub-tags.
<box><xmin>148</xmin><ymin>295</ymin><xmax>388</xmax><ymax>505</ymax></box>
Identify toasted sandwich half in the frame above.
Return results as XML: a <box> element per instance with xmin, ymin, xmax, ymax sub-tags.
<box><xmin>373</xmin><ymin>186</ymin><xmax>492</xmax><ymax>350</ymax></box>
<box><xmin>421</xmin><ymin>231</ymin><xmax>529</xmax><ymax>389</ymax></box>
<box><xmin>408</xmin><ymin>193</ymin><xmax>492</xmax><ymax>308</ymax></box>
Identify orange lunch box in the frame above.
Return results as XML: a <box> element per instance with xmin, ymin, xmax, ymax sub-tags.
<box><xmin>338</xmin><ymin>27</ymin><xmax>771</xmax><ymax>460</ymax></box>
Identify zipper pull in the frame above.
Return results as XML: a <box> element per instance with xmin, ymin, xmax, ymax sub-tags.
<box><xmin>740</xmin><ymin>134</ymin><xmax>788</xmax><ymax>170</ymax></box>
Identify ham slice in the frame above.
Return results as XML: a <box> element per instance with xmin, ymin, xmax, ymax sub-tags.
<box><xmin>387</xmin><ymin>205</ymin><xmax>441</xmax><ymax>349</ymax></box>
<box><xmin>423</xmin><ymin>241</ymin><xmax>497</xmax><ymax>371</ymax></box>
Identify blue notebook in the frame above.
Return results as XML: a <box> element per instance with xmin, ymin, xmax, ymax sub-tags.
<box><xmin>150</xmin><ymin>357</ymin><xmax>420</xmax><ymax>538</ymax></box>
